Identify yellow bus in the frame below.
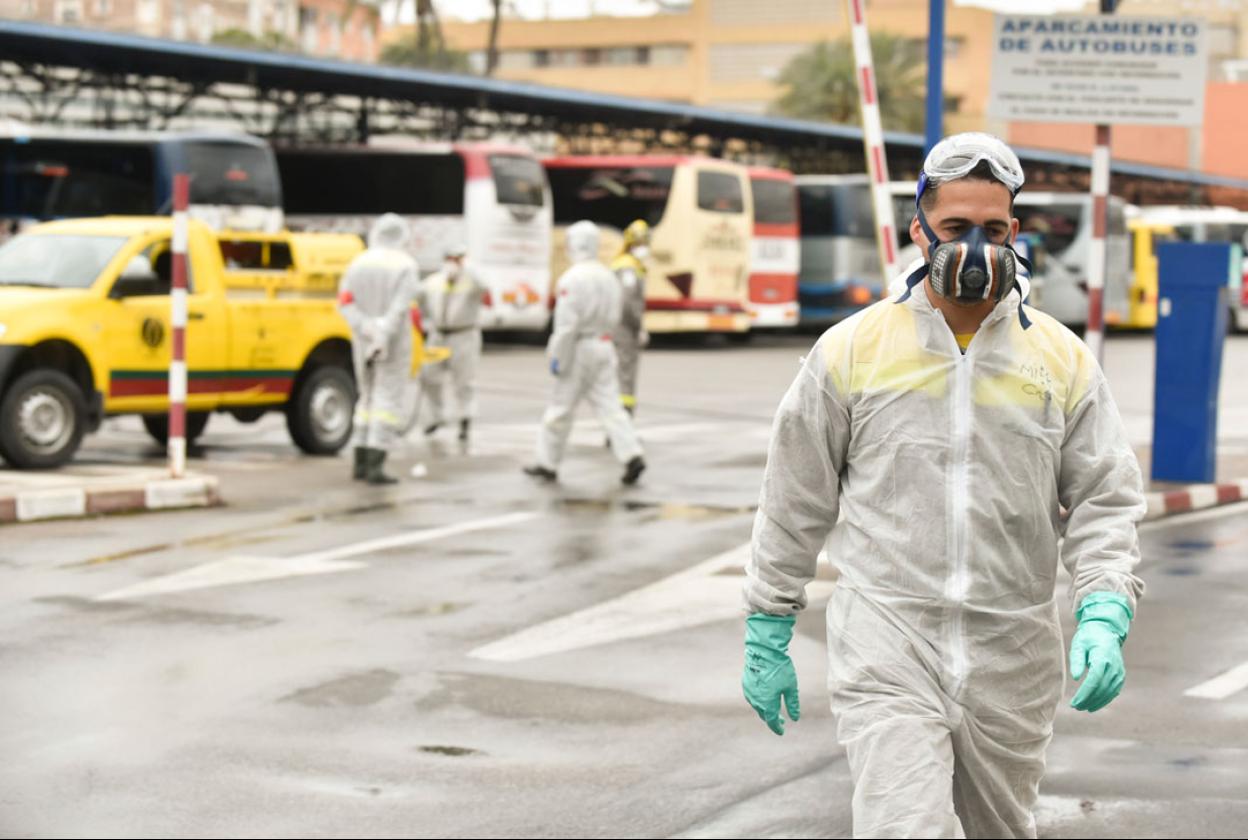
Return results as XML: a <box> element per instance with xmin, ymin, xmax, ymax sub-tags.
<box><xmin>1127</xmin><ymin>206</ymin><xmax>1248</xmax><ymax>331</ymax></box>
<box><xmin>542</xmin><ymin>155</ymin><xmax>753</xmax><ymax>334</ymax></box>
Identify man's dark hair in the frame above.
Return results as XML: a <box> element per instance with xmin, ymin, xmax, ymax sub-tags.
<box><xmin>918</xmin><ymin>160</ymin><xmax>1012</xmax><ymax>213</ymax></box>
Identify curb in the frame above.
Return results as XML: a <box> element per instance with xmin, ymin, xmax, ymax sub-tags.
<box><xmin>1143</xmin><ymin>479</ymin><xmax>1248</xmax><ymax>520</ymax></box>
<box><xmin>0</xmin><ymin>474</ymin><xmax>220</xmax><ymax>525</ymax></box>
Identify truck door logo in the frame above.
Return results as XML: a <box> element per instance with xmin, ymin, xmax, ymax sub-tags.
<box><xmin>141</xmin><ymin>317</ymin><xmax>165</xmax><ymax>348</ymax></box>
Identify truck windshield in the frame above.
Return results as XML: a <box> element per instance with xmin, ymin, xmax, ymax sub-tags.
<box><xmin>0</xmin><ymin>234</ymin><xmax>129</xmax><ymax>289</ymax></box>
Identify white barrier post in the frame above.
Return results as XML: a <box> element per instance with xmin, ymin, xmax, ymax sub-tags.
<box><xmin>848</xmin><ymin>0</ymin><xmax>901</xmax><ymax>288</ymax></box>
<box><xmin>169</xmin><ymin>173</ymin><xmax>190</xmax><ymax>478</ymax></box>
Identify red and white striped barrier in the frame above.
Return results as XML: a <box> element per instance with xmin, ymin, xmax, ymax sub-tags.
<box><xmin>169</xmin><ymin>173</ymin><xmax>190</xmax><ymax>478</ymax></box>
<box><xmin>847</xmin><ymin>0</ymin><xmax>901</xmax><ymax>287</ymax></box>
<box><xmin>1143</xmin><ymin>479</ymin><xmax>1248</xmax><ymax>521</ymax></box>
<box><xmin>0</xmin><ymin>475</ymin><xmax>220</xmax><ymax>524</ymax></box>
<box><xmin>1086</xmin><ymin>125</ymin><xmax>1110</xmax><ymax>364</ymax></box>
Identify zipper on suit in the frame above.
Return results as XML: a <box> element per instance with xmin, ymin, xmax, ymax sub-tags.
<box><xmin>946</xmin><ymin>330</ymin><xmax>973</xmax><ymax>695</ymax></box>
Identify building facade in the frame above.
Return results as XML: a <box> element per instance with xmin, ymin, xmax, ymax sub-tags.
<box><xmin>0</xmin><ymin>0</ymin><xmax>377</xmax><ymax>61</ymax></box>
<box><xmin>423</xmin><ymin>0</ymin><xmax>996</xmax><ymax>133</ymax></box>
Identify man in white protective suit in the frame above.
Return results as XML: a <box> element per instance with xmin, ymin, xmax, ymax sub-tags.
<box><xmin>337</xmin><ymin>213</ymin><xmax>418</xmax><ymax>485</ymax></box>
<box><xmin>523</xmin><ymin>220</ymin><xmax>646</xmax><ymax>485</ymax></box>
<box><xmin>741</xmin><ymin>133</ymin><xmax>1145</xmax><ymax>839</ymax></box>
<box><xmin>418</xmin><ymin>242</ymin><xmax>487</xmax><ymax>443</ymax></box>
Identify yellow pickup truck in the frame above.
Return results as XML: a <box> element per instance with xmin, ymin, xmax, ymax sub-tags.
<box><xmin>0</xmin><ymin>217</ymin><xmax>432</xmax><ymax>469</ymax></box>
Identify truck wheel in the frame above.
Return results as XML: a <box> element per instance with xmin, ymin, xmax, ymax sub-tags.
<box><xmin>0</xmin><ymin>369</ymin><xmax>88</xmax><ymax>469</ymax></box>
<box><xmin>286</xmin><ymin>364</ymin><xmax>355</xmax><ymax>455</ymax></box>
<box><xmin>141</xmin><ymin>411</ymin><xmax>210</xmax><ymax>446</ymax></box>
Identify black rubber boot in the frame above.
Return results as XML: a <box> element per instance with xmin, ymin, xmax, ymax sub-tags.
<box><xmin>523</xmin><ymin>464</ymin><xmax>557</xmax><ymax>483</ymax></box>
<box><xmin>459</xmin><ymin>418</ymin><xmax>470</xmax><ymax>442</ymax></box>
<box><xmin>364</xmin><ymin>448</ymin><xmax>399</xmax><ymax>485</ymax></box>
<box><xmin>352</xmin><ymin>447</ymin><xmax>368</xmax><ymax>481</ymax></box>
<box><xmin>621</xmin><ymin>455</ymin><xmax>646</xmax><ymax>486</ymax></box>
<box><xmin>423</xmin><ymin>422</ymin><xmax>442</xmax><ymax>436</ymax></box>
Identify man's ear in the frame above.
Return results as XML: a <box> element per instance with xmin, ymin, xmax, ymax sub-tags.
<box><xmin>910</xmin><ymin>214</ymin><xmax>928</xmax><ymax>256</ymax></box>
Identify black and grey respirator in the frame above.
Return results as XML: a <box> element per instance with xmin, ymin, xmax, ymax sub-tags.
<box><xmin>926</xmin><ymin>223</ymin><xmax>1017</xmax><ymax>304</ymax></box>
<box><xmin>914</xmin><ymin>176</ymin><xmax>1022</xmax><ymax>305</ymax></box>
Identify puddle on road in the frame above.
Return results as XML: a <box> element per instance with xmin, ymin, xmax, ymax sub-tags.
<box><xmin>555</xmin><ymin>498</ymin><xmax>752</xmax><ymax>521</ymax></box>
<box><xmin>281</xmin><ymin>668</ymin><xmax>401</xmax><ymax>708</ymax></box>
<box><xmin>417</xmin><ymin>745</ymin><xmax>483</xmax><ymax>758</ymax></box>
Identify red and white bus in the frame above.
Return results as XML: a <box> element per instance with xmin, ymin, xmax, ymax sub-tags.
<box><xmin>543</xmin><ymin>155</ymin><xmax>753</xmax><ymax>334</ymax></box>
<box><xmin>746</xmin><ymin>166</ymin><xmax>800</xmax><ymax>328</ymax></box>
<box><xmin>277</xmin><ymin>140</ymin><xmax>552</xmax><ymax>332</ymax></box>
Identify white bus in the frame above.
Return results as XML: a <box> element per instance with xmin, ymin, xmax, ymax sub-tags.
<box><xmin>277</xmin><ymin>141</ymin><xmax>553</xmax><ymax>332</ymax></box>
<box><xmin>0</xmin><ymin>128</ymin><xmax>282</xmax><ymax>238</ymax></box>
<box><xmin>543</xmin><ymin>155</ymin><xmax>753</xmax><ymax>334</ymax></box>
<box><xmin>890</xmin><ymin>182</ymin><xmax>1131</xmax><ymax>330</ymax></box>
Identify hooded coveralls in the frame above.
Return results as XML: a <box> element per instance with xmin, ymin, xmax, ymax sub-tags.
<box><xmin>337</xmin><ymin>214</ymin><xmax>418</xmax><ymax>453</ymax></box>
<box><xmin>744</xmin><ymin>266</ymin><xmax>1145</xmax><ymax>838</ymax></box>
<box><xmin>535</xmin><ymin>222</ymin><xmax>644</xmax><ymax>471</ymax></box>
<box><xmin>610</xmin><ymin>250</ymin><xmax>647</xmax><ymax>412</ymax></box>
<box><xmin>418</xmin><ymin>262</ymin><xmax>487</xmax><ymax>427</ymax></box>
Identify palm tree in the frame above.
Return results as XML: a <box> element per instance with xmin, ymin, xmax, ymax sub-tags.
<box><xmin>772</xmin><ymin>34</ymin><xmax>928</xmax><ymax>134</ymax></box>
<box><xmin>485</xmin><ymin>0</ymin><xmax>503</xmax><ymax>76</ymax></box>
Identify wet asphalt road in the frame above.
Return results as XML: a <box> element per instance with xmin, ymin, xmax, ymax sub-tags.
<box><xmin>1</xmin><ymin>333</ymin><xmax>1246</xmax><ymax>838</ymax></box>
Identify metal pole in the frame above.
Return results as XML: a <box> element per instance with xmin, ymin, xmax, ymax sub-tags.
<box><xmin>925</xmin><ymin>0</ymin><xmax>945</xmax><ymax>154</ymax></box>
<box><xmin>847</xmin><ymin>0</ymin><xmax>901</xmax><ymax>286</ymax></box>
<box><xmin>169</xmin><ymin>173</ymin><xmax>190</xmax><ymax>478</ymax></box>
<box><xmin>1087</xmin><ymin>0</ymin><xmax>1117</xmax><ymax>364</ymax></box>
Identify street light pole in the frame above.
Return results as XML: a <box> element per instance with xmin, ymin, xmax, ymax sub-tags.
<box><xmin>925</xmin><ymin>0</ymin><xmax>945</xmax><ymax>154</ymax></box>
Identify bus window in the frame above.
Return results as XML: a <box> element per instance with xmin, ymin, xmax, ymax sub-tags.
<box><xmin>546</xmin><ymin>166</ymin><xmax>673</xmax><ymax>228</ymax></box>
<box><xmin>278</xmin><ymin>149</ymin><xmax>466</xmax><ymax>215</ymax></box>
<box><xmin>185</xmin><ymin>142</ymin><xmax>281</xmax><ymax>209</ymax></box>
<box><xmin>1015</xmin><ymin>204</ymin><xmax>1081</xmax><ymax>257</ymax></box>
<box><xmin>799</xmin><ymin>183</ymin><xmax>873</xmax><ymax>237</ymax></box>
<box><xmin>1</xmin><ymin>139</ymin><xmax>154</xmax><ymax>218</ymax></box>
<box><xmin>751</xmin><ymin>178</ymin><xmax>797</xmax><ymax>225</ymax></box>
<box><xmin>489</xmin><ymin>154</ymin><xmax>545</xmax><ymax>207</ymax></box>
<box><xmin>697</xmin><ymin>170</ymin><xmax>743</xmax><ymax>214</ymax></box>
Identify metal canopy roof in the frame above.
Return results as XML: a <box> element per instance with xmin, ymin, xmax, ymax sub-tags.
<box><xmin>1</xmin><ymin>19</ymin><xmax>1245</xmax><ymax>194</ymax></box>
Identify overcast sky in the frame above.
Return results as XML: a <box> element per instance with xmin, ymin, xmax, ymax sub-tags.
<box><xmin>385</xmin><ymin>0</ymin><xmax>1094</xmax><ymax>25</ymax></box>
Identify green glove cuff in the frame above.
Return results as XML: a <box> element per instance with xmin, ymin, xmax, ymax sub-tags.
<box><xmin>745</xmin><ymin>612</ymin><xmax>796</xmax><ymax>655</ymax></box>
<box><xmin>1076</xmin><ymin>591</ymin><xmax>1133</xmax><ymax>642</ymax></box>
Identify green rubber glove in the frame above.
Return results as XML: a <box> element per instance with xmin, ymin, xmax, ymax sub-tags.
<box><xmin>1069</xmin><ymin>591</ymin><xmax>1133</xmax><ymax>713</ymax></box>
<box><xmin>743</xmin><ymin>613</ymin><xmax>800</xmax><ymax>736</ymax></box>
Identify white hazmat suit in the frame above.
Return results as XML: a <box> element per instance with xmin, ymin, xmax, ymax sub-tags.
<box><xmin>418</xmin><ymin>257</ymin><xmax>486</xmax><ymax>436</ymax></box>
<box><xmin>744</xmin><ymin>266</ymin><xmax>1145</xmax><ymax>838</ymax></box>
<box><xmin>338</xmin><ymin>214</ymin><xmax>418</xmax><ymax>460</ymax></box>
<box><xmin>532</xmin><ymin>221</ymin><xmax>644</xmax><ymax>480</ymax></box>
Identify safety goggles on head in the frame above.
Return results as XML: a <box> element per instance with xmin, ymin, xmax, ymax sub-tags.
<box><xmin>915</xmin><ymin>132</ymin><xmax>1025</xmax><ymax>204</ymax></box>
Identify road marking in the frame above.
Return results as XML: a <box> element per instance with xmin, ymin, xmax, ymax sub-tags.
<box><xmin>469</xmin><ymin>542</ymin><xmax>838</xmax><ymax>663</ymax></box>
<box><xmin>95</xmin><ymin>510</ymin><xmax>540</xmax><ymax>602</ymax></box>
<box><xmin>1184</xmin><ymin>661</ymin><xmax>1248</xmax><ymax>700</ymax></box>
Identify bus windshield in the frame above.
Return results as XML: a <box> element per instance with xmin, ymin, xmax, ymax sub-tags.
<box><xmin>751</xmin><ymin>178</ymin><xmax>796</xmax><ymax>225</ymax></box>
<box><xmin>185</xmin><ymin>142</ymin><xmax>281</xmax><ymax>207</ymax></box>
<box><xmin>0</xmin><ymin>139</ymin><xmax>153</xmax><ymax>218</ymax></box>
<box><xmin>799</xmin><ymin>182</ymin><xmax>874</xmax><ymax>237</ymax></box>
<box><xmin>489</xmin><ymin>154</ymin><xmax>545</xmax><ymax>207</ymax></box>
<box><xmin>546</xmin><ymin>166</ymin><xmax>673</xmax><ymax>228</ymax></box>
<box><xmin>1015</xmin><ymin>203</ymin><xmax>1082</xmax><ymax>256</ymax></box>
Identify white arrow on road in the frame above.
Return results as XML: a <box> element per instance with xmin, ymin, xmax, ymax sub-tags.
<box><xmin>469</xmin><ymin>542</ymin><xmax>839</xmax><ymax>662</ymax></box>
<box><xmin>95</xmin><ymin>510</ymin><xmax>541</xmax><ymax>602</ymax></box>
